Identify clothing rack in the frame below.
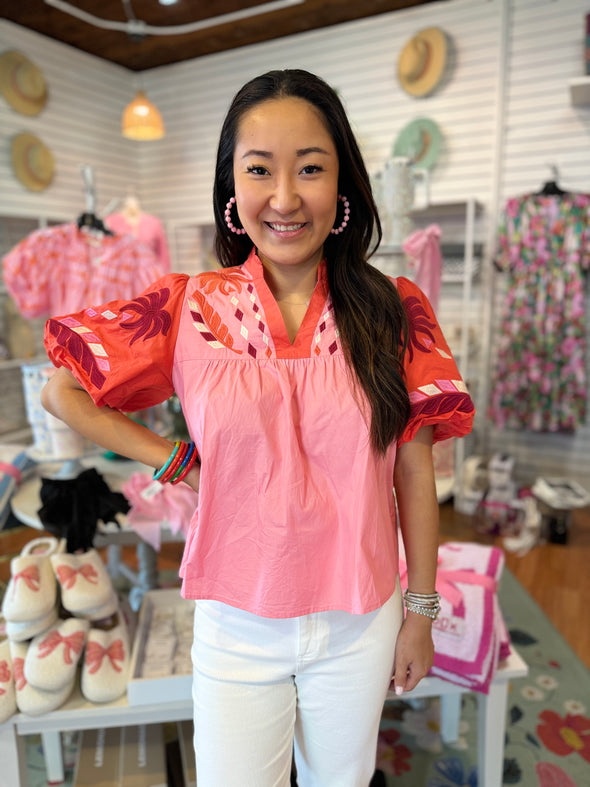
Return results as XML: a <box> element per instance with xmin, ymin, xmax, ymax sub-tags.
<box><xmin>77</xmin><ymin>165</ymin><xmax>113</xmax><ymax>235</ymax></box>
<box><xmin>80</xmin><ymin>164</ymin><xmax>96</xmax><ymax>214</ymax></box>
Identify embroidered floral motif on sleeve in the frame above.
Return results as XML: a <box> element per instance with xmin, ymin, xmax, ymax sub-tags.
<box><xmin>403</xmin><ymin>295</ymin><xmax>438</xmax><ymax>362</ymax></box>
<box><xmin>119</xmin><ymin>288</ymin><xmax>172</xmax><ymax>345</ymax></box>
<box><xmin>46</xmin><ymin>317</ymin><xmax>109</xmax><ymax>389</ymax></box>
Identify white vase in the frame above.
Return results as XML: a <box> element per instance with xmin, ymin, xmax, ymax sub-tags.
<box><xmin>381</xmin><ymin>156</ymin><xmax>429</xmax><ymax>248</ymax></box>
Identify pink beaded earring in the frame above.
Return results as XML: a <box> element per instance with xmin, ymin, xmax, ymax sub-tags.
<box><xmin>224</xmin><ymin>196</ymin><xmax>247</xmax><ymax>235</ymax></box>
<box><xmin>330</xmin><ymin>194</ymin><xmax>350</xmax><ymax>235</ymax></box>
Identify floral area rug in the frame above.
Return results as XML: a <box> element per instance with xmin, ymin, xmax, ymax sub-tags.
<box><xmin>375</xmin><ymin>568</ymin><xmax>590</xmax><ymax>786</ymax></box>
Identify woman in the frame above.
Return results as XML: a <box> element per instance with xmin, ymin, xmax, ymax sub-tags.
<box><xmin>42</xmin><ymin>69</ymin><xmax>474</xmax><ymax>785</ymax></box>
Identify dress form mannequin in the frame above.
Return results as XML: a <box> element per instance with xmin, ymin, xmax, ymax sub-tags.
<box><xmin>121</xmin><ymin>195</ymin><xmax>142</xmax><ymax>227</ymax></box>
<box><xmin>106</xmin><ymin>193</ymin><xmax>170</xmax><ymax>273</ymax></box>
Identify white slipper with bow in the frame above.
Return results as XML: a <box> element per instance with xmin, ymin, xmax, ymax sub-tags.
<box><xmin>24</xmin><ymin>617</ymin><xmax>89</xmax><ymax>692</ymax></box>
<box><xmin>0</xmin><ymin>616</ymin><xmax>17</xmax><ymax>724</ymax></box>
<box><xmin>76</xmin><ymin>587</ymin><xmax>120</xmax><ymax>622</ymax></box>
<box><xmin>50</xmin><ymin>548</ymin><xmax>114</xmax><ymax>618</ymax></box>
<box><xmin>81</xmin><ymin>612</ymin><xmax>130</xmax><ymax>703</ymax></box>
<box><xmin>2</xmin><ymin>537</ymin><xmax>60</xmax><ymax>623</ymax></box>
<box><xmin>10</xmin><ymin>640</ymin><xmax>74</xmax><ymax>716</ymax></box>
<box><xmin>5</xmin><ymin>605</ymin><xmax>58</xmax><ymax>643</ymax></box>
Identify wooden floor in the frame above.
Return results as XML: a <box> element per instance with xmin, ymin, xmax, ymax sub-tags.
<box><xmin>2</xmin><ymin>501</ymin><xmax>589</xmax><ymax>669</ymax></box>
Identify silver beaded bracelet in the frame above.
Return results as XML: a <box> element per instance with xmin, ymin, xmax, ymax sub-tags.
<box><xmin>404</xmin><ymin>601</ymin><xmax>440</xmax><ymax>620</ymax></box>
<box><xmin>403</xmin><ymin>589</ymin><xmax>441</xmax><ymax>620</ymax></box>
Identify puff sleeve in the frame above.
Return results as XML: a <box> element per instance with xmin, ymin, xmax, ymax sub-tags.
<box><xmin>44</xmin><ymin>273</ymin><xmax>189</xmax><ymax>413</ymax></box>
<box><xmin>396</xmin><ymin>276</ymin><xmax>475</xmax><ymax>446</ymax></box>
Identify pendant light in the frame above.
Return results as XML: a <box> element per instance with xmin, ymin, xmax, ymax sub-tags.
<box><xmin>122</xmin><ymin>90</ymin><xmax>165</xmax><ymax>140</ymax></box>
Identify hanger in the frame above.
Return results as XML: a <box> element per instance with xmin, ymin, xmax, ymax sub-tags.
<box><xmin>76</xmin><ymin>164</ymin><xmax>114</xmax><ymax>236</ymax></box>
<box><xmin>536</xmin><ymin>164</ymin><xmax>566</xmax><ymax>196</ymax></box>
<box><xmin>76</xmin><ymin>211</ymin><xmax>114</xmax><ymax>235</ymax></box>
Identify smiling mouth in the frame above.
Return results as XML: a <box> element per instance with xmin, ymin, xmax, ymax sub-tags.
<box><xmin>266</xmin><ymin>222</ymin><xmax>306</xmax><ymax>232</ymax></box>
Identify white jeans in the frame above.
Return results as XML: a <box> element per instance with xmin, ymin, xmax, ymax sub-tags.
<box><xmin>191</xmin><ymin>580</ymin><xmax>403</xmax><ymax>787</ymax></box>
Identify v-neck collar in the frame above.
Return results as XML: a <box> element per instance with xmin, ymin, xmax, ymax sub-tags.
<box><xmin>244</xmin><ymin>248</ymin><xmax>329</xmax><ymax>359</ymax></box>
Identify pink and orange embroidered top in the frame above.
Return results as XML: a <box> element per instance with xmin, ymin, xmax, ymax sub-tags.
<box><xmin>3</xmin><ymin>223</ymin><xmax>165</xmax><ymax>319</ymax></box>
<box><xmin>44</xmin><ymin>249</ymin><xmax>474</xmax><ymax>618</ymax></box>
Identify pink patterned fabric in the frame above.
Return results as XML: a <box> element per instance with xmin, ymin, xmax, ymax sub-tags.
<box><xmin>45</xmin><ymin>249</ymin><xmax>474</xmax><ymax>618</ymax></box>
<box><xmin>106</xmin><ymin>212</ymin><xmax>171</xmax><ymax>272</ymax></box>
<box><xmin>3</xmin><ymin>223</ymin><xmax>165</xmax><ymax>318</ymax></box>
<box><xmin>121</xmin><ymin>472</ymin><xmax>198</xmax><ymax>550</ymax></box>
<box><xmin>399</xmin><ymin>540</ymin><xmax>509</xmax><ymax>693</ymax></box>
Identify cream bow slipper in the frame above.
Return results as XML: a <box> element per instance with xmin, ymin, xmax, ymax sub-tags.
<box><xmin>5</xmin><ymin>605</ymin><xmax>58</xmax><ymax>643</ymax></box>
<box><xmin>2</xmin><ymin>536</ymin><xmax>61</xmax><ymax>623</ymax></box>
<box><xmin>76</xmin><ymin>587</ymin><xmax>119</xmax><ymax>622</ymax></box>
<box><xmin>81</xmin><ymin>612</ymin><xmax>130</xmax><ymax>703</ymax></box>
<box><xmin>25</xmin><ymin>617</ymin><xmax>90</xmax><ymax>692</ymax></box>
<box><xmin>10</xmin><ymin>640</ymin><xmax>74</xmax><ymax>716</ymax></box>
<box><xmin>50</xmin><ymin>548</ymin><xmax>115</xmax><ymax>618</ymax></box>
<box><xmin>0</xmin><ymin>616</ymin><xmax>17</xmax><ymax>724</ymax></box>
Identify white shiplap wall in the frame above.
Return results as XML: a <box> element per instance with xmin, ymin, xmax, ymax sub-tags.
<box><xmin>0</xmin><ymin>23</ymin><xmax>139</xmax><ymax>221</ymax></box>
<box><xmin>1</xmin><ymin>0</ymin><xmax>589</xmax><ymax>484</ymax></box>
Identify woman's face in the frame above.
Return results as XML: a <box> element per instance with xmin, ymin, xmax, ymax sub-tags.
<box><xmin>233</xmin><ymin>96</ymin><xmax>339</xmax><ymax>274</ymax></box>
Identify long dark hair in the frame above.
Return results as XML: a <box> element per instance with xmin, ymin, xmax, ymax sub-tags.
<box><xmin>213</xmin><ymin>69</ymin><xmax>410</xmax><ymax>453</ymax></box>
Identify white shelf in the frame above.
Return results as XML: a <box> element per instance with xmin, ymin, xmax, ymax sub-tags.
<box><xmin>569</xmin><ymin>76</ymin><xmax>590</xmax><ymax>106</ymax></box>
<box><xmin>410</xmin><ymin>199</ymin><xmax>483</xmax><ymax>219</ymax></box>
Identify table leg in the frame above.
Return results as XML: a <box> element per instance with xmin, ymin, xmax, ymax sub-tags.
<box><xmin>41</xmin><ymin>730</ymin><xmax>64</xmax><ymax>783</ymax></box>
<box><xmin>0</xmin><ymin>720</ymin><xmax>29</xmax><ymax>787</ymax></box>
<box><xmin>106</xmin><ymin>542</ymin><xmax>123</xmax><ymax>580</ymax></box>
<box><xmin>477</xmin><ymin>681</ymin><xmax>509</xmax><ymax>787</ymax></box>
<box><xmin>128</xmin><ymin>541</ymin><xmax>159</xmax><ymax>610</ymax></box>
<box><xmin>440</xmin><ymin>694</ymin><xmax>461</xmax><ymax>743</ymax></box>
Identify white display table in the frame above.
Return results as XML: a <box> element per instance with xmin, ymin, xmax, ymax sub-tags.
<box><xmin>0</xmin><ymin>684</ymin><xmax>193</xmax><ymax>787</ymax></box>
<box><xmin>0</xmin><ymin>649</ymin><xmax>527</xmax><ymax>787</ymax></box>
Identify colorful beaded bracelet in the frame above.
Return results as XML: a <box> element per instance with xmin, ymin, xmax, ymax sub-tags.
<box><xmin>153</xmin><ymin>441</ymin><xmax>181</xmax><ymax>481</ymax></box>
<box><xmin>154</xmin><ymin>441</ymin><xmax>199</xmax><ymax>484</ymax></box>
<box><xmin>171</xmin><ymin>443</ymin><xmax>199</xmax><ymax>485</ymax></box>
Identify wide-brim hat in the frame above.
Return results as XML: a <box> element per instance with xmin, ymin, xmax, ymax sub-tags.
<box><xmin>11</xmin><ymin>133</ymin><xmax>55</xmax><ymax>192</ymax></box>
<box><xmin>393</xmin><ymin>118</ymin><xmax>442</xmax><ymax>170</ymax></box>
<box><xmin>398</xmin><ymin>27</ymin><xmax>447</xmax><ymax>98</ymax></box>
<box><xmin>0</xmin><ymin>50</ymin><xmax>48</xmax><ymax>116</ymax></box>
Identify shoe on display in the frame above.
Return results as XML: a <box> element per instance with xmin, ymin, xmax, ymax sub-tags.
<box><xmin>24</xmin><ymin>617</ymin><xmax>90</xmax><ymax>692</ymax></box>
<box><xmin>0</xmin><ymin>616</ymin><xmax>17</xmax><ymax>724</ymax></box>
<box><xmin>81</xmin><ymin>611</ymin><xmax>130</xmax><ymax>703</ymax></box>
<box><xmin>51</xmin><ymin>548</ymin><xmax>115</xmax><ymax>618</ymax></box>
<box><xmin>2</xmin><ymin>536</ymin><xmax>62</xmax><ymax>624</ymax></box>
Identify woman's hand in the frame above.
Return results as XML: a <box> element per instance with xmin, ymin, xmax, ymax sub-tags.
<box><xmin>392</xmin><ymin>612</ymin><xmax>435</xmax><ymax>695</ymax></box>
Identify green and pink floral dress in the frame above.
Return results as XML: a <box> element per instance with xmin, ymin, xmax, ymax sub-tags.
<box><xmin>489</xmin><ymin>193</ymin><xmax>590</xmax><ymax>432</ymax></box>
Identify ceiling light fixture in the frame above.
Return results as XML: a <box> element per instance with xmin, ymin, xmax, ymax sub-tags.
<box><xmin>43</xmin><ymin>0</ymin><xmax>304</xmax><ymax>37</ymax></box>
<box><xmin>122</xmin><ymin>90</ymin><xmax>165</xmax><ymax>140</ymax></box>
